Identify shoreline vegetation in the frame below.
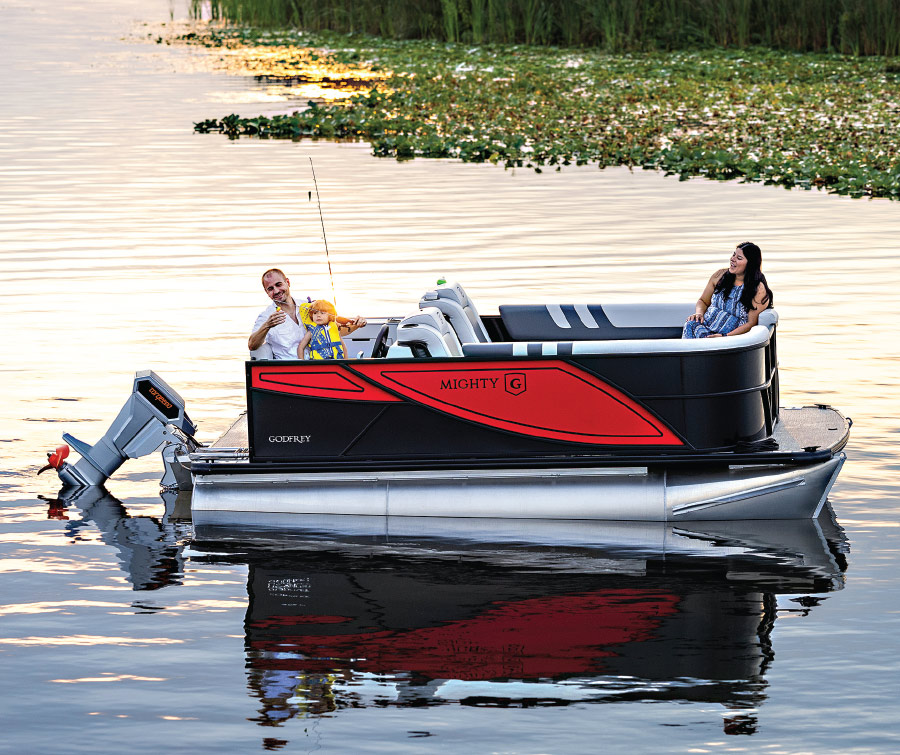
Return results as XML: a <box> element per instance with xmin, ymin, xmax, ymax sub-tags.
<box><xmin>193</xmin><ymin>0</ymin><xmax>900</xmax><ymax>55</ymax></box>
<box><xmin>185</xmin><ymin>6</ymin><xmax>900</xmax><ymax>199</ymax></box>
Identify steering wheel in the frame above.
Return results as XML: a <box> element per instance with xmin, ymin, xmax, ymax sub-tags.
<box><xmin>369</xmin><ymin>323</ymin><xmax>391</xmax><ymax>359</ymax></box>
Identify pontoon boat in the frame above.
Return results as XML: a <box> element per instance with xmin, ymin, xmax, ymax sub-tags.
<box><xmin>45</xmin><ymin>281</ymin><xmax>849</xmax><ymax>522</ymax></box>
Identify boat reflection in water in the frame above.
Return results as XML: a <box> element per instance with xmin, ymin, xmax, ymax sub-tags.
<box><xmin>42</xmin><ymin>487</ymin><xmax>191</xmax><ymax>591</ymax></box>
<box><xmin>192</xmin><ymin>510</ymin><xmax>848</xmax><ymax>734</ymax></box>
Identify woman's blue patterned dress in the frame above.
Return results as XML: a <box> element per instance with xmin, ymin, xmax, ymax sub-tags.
<box><xmin>682</xmin><ymin>284</ymin><xmax>747</xmax><ymax>338</ymax></box>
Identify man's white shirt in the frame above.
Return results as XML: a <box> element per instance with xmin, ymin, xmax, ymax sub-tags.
<box><xmin>251</xmin><ymin>302</ymin><xmax>307</xmax><ymax>360</ymax></box>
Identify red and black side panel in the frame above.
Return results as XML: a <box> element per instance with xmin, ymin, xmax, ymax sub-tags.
<box><xmin>252</xmin><ymin>365</ymin><xmax>401</xmax><ymax>403</ymax></box>
<box><xmin>349</xmin><ymin>361</ymin><xmax>682</xmax><ymax>445</ymax></box>
<box><xmin>246</xmin><ymin>344</ymin><xmax>774</xmax><ymax>462</ymax></box>
<box><xmin>247</xmin><ymin>359</ymin><xmax>686</xmax><ymax>462</ymax></box>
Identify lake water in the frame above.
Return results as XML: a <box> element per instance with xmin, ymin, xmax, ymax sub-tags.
<box><xmin>1</xmin><ymin>1</ymin><xmax>899</xmax><ymax>752</ymax></box>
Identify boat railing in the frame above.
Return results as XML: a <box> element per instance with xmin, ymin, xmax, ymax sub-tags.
<box><xmin>461</xmin><ymin>321</ymin><xmax>775</xmax><ymax>357</ymax></box>
<box><xmin>249</xmin><ymin>303</ymin><xmax>777</xmax><ymax>361</ymax></box>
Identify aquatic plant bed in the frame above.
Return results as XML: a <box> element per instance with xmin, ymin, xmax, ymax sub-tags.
<box><xmin>188</xmin><ymin>28</ymin><xmax>900</xmax><ymax>198</ymax></box>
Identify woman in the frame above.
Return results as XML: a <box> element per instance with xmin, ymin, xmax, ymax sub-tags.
<box><xmin>683</xmin><ymin>242</ymin><xmax>773</xmax><ymax>338</ymax></box>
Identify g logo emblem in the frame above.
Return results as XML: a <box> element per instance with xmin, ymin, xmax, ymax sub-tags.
<box><xmin>505</xmin><ymin>373</ymin><xmax>526</xmax><ymax>396</ymax></box>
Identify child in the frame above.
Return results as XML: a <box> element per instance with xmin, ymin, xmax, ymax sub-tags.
<box><xmin>297</xmin><ymin>300</ymin><xmax>347</xmax><ymax>360</ymax></box>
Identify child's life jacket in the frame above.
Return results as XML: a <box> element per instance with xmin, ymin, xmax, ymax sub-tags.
<box><xmin>299</xmin><ymin>300</ymin><xmax>348</xmax><ymax>360</ymax></box>
<box><xmin>307</xmin><ymin>322</ymin><xmax>345</xmax><ymax>360</ymax></box>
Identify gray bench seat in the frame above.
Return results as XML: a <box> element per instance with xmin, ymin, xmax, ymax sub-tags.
<box><xmin>499</xmin><ymin>303</ymin><xmax>695</xmax><ymax>341</ymax></box>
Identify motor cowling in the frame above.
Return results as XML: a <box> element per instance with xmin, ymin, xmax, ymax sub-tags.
<box><xmin>51</xmin><ymin>370</ymin><xmax>198</xmax><ymax>490</ymax></box>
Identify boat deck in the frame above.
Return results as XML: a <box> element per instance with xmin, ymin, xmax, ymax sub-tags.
<box><xmin>213</xmin><ymin>413</ymin><xmax>249</xmax><ymax>448</ymax></box>
<box><xmin>771</xmin><ymin>405</ymin><xmax>850</xmax><ymax>454</ymax></box>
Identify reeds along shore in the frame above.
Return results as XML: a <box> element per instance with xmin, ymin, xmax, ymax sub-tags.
<box><xmin>194</xmin><ymin>0</ymin><xmax>900</xmax><ymax>55</ymax></box>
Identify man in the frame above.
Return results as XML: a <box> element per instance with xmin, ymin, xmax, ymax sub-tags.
<box><xmin>248</xmin><ymin>269</ymin><xmax>366</xmax><ymax>359</ymax></box>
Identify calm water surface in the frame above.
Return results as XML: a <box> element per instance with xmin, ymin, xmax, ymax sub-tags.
<box><xmin>1</xmin><ymin>1</ymin><xmax>899</xmax><ymax>752</ymax></box>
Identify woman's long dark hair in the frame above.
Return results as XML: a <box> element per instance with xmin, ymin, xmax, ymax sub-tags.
<box><xmin>714</xmin><ymin>241</ymin><xmax>773</xmax><ymax>312</ymax></box>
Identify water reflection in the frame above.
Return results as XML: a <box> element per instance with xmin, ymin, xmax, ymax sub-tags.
<box><xmin>192</xmin><ymin>512</ymin><xmax>847</xmax><ymax>734</ymax></box>
<box><xmin>43</xmin><ymin>487</ymin><xmax>189</xmax><ymax>591</ymax></box>
<box><xmin>168</xmin><ymin>29</ymin><xmax>385</xmax><ymax>102</ymax></box>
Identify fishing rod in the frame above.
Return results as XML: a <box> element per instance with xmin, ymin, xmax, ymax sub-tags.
<box><xmin>308</xmin><ymin>157</ymin><xmax>338</xmax><ymax>310</ymax></box>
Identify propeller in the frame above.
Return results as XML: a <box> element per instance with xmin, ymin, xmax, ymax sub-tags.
<box><xmin>37</xmin><ymin>444</ymin><xmax>70</xmax><ymax>475</ymax></box>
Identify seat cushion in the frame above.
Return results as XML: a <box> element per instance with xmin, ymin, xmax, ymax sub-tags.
<box><xmin>499</xmin><ymin>304</ymin><xmax>684</xmax><ymax>341</ymax></box>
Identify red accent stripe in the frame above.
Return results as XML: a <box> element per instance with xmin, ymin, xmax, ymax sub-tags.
<box><xmin>251</xmin><ymin>364</ymin><xmax>402</xmax><ymax>402</ymax></box>
<box><xmin>350</xmin><ymin>360</ymin><xmax>683</xmax><ymax>446</ymax></box>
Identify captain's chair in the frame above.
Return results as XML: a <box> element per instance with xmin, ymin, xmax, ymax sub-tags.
<box><xmin>392</xmin><ymin>307</ymin><xmax>463</xmax><ymax>358</ymax></box>
<box><xmin>419</xmin><ymin>280</ymin><xmax>490</xmax><ymax>344</ymax></box>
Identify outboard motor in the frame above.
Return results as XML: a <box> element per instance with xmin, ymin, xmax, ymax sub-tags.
<box><xmin>41</xmin><ymin>370</ymin><xmax>199</xmax><ymax>490</ymax></box>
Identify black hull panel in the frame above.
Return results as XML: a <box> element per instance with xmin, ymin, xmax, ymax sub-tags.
<box><xmin>247</xmin><ymin>345</ymin><xmax>778</xmax><ymax>465</ymax></box>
